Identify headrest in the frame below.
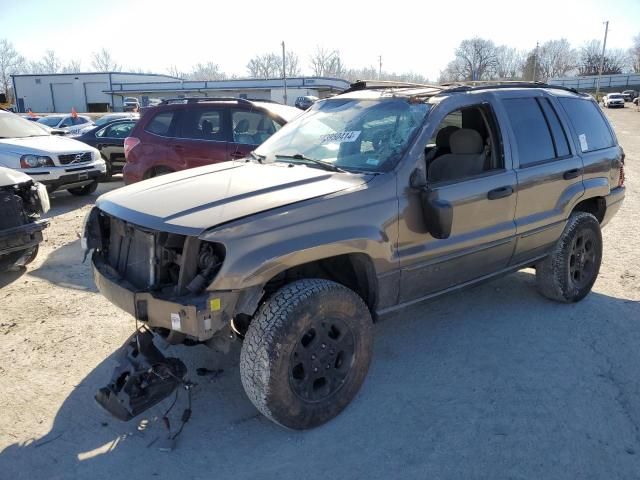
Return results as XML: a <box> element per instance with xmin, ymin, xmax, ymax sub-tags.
<box><xmin>435</xmin><ymin>125</ymin><xmax>459</xmax><ymax>148</ymax></box>
<box><xmin>450</xmin><ymin>128</ymin><xmax>483</xmax><ymax>155</ymax></box>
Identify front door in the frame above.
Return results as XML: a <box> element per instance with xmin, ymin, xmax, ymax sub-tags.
<box><xmin>398</xmin><ymin>98</ymin><xmax>517</xmax><ymax>303</ymax></box>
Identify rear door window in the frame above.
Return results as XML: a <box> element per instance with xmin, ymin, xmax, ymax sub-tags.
<box><xmin>503</xmin><ymin>98</ymin><xmax>556</xmax><ymax>167</ymax></box>
<box><xmin>558</xmin><ymin>97</ymin><xmax>615</xmax><ymax>152</ymax></box>
<box><xmin>145</xmin><ymin>111</ymin><xmax>176</xmax><ymax>137</ymax></box>
<box><xmin>104</xmin><ymin>122</ymin><xmax>135</xmax><ymax>138</ymax></box>
<box><xmin>178</xmin><ymin>108</ymin><xmax>226</xmax><ymax>141</ymax></box>
<box><xmin>232</xmin><ymin>109</ymin><xmax>281</xmax><ymax>145</ymax></box>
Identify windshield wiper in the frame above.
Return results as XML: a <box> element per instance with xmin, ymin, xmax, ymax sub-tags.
<box><xmin>275</xmin><ymin>153</ymin><xmax>346</xmax><ymax>173</ymax></box>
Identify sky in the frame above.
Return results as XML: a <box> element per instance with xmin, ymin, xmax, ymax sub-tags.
<box><xmin>1</xmin><ymin>0</ymin><xmax>639</xmax><ymax>80</ymax></box>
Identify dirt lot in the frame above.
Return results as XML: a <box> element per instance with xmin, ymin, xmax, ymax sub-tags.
<box><xmin>1</xmin><ymin>107</ymin><xmax>639</xmax><ymax>479</ymax></box>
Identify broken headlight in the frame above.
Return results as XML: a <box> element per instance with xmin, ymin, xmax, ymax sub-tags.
<box><xmin>186</xmin><ymin>242</ymin><xmax>224</xmax><ymax>294</ymax></box>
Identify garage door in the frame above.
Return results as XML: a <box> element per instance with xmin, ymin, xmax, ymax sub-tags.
<box><xmin>51</xmin><ymin>83</ymin><xmax>74</xmax><ymax>113</ymax></box>
<box><xmin>84</xmin><ymin>82</ymin><xmax>109</xmax><ymax>103</ymax></box>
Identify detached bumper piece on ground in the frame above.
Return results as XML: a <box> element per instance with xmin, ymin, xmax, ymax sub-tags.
<box><xmin>95</xmin><ymin>329</ymin><xmax>187</xmax><ymax>421</ymax></box>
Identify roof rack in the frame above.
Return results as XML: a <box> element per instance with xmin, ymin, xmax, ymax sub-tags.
<box><xmin>440</xmin><ymin>81</ymin><xmax>582</xmax><ymax>95</ymax></box>
<box><xmin>344</xmin><ymin>80</ymin><xmax>445</xmax><ymax>93</ymax></box>
<box><xmin>159</xmin><ymin>96</ymin><xmax>255</xmax><ymax>105</ymax></box>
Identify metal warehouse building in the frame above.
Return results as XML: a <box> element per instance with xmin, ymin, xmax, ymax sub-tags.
<box><xmin>11</xmin><ymin>72</ymin><xmax>350</xmax><ymax>113</ymax></box>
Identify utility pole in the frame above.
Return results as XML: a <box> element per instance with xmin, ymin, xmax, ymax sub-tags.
<box><xmin>532</xmin><ymin>41</ymin><xmax>539</xmax><ymax>81</ymax></box>
<box><xmin>378</xmin><ymin>55</ymin><xmax>382</xmax><ymax>80</ymax></box>
<box><xmin>282</xmin><ymin>41</ymin><xmax>288</xmax><ymax>105</ymax></box>
<box><xmin>595</xmin><ymin>20</ymin><xmax>609</xmax><ymax>101</ymax></box>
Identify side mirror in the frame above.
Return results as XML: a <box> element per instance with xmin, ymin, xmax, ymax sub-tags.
<box><xmin>410</xmin><ymin>167</ymin><xmax>452</xmax><ymax>239</ymax></box>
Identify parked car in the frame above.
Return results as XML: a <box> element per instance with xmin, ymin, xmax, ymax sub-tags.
<box><xmin>123</xmin><ymin>97</ymin><xmax>140</xmax><ymax>112</ymax></box>
<box><xmin>602</xmin><ymin>93</ymin><xmax>625</xmax><ymax>108</ymax></box>
<box><xmin>295</xmin><ymin>95</ymin><xmax>319</xmax><ymax>110</ymax></box>
<box><xmin>94</xmin><ymin>112</ymin><xmax>139</xmax><ymax>128</ymax></box>
<box><xmin>75</xmin><ymin>119</ymin><xmax>137</xmax><ymax>178</ymax></box>
<box><xmin>122</xmin><ymin>97</ymin><xmax>300</xmax><ymax>184</ymax></box>
<box><xmin>0</xmin><ymin>166</ymin><xmax>49</xmax><ymax>272</ymax></box>
<box><xmin>37</xmin><ymin>114</ymin><xmax>94</xmax><ymax>135</ymax></box>
<box><xmin>86</xmin><ymin>81</ymin><xmax>625</xmax><ymax>429</ymax></box>
<box><xmin>621</xmin><ymin>90</ymin><xmax>638</xmax><ymax>102</ymax></box>
<box><xmin>0</xmin><ymin>110</ymin><xmax>106</xmax><ymax>195</ymax></box>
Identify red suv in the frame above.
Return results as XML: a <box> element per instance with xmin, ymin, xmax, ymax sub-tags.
<box><xmin>123</xmin><ymin>98</ymin><xmax>300</xmax><ymax>184</ymax></box>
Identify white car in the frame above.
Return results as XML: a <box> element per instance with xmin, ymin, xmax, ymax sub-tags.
<box><xmin>123</xmin><ymin>97</ymin><xmax>140</xmax><ymax>112</ymax></box>
<box><xmin>602</xmin><ymin>93</ymin><xmax>625</xmax><ymax>108</ymax></box>
<box><xmin>37</xmin><ymin>114</ymin><xmax>94</xmax><ymax>135</ymax></box>
<box><xmin>0</xmin><ymin>110</ymin><xmax>106</xmax><ymax>196</ymax></box>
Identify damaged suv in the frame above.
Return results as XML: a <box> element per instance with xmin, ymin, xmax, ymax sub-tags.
<box><xmin>85</xmin><ymin>81</ymin><xmax>625</xmax><ymax>429</ymax></box>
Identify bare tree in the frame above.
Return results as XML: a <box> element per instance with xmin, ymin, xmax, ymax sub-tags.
<box><xmin>0</xmin><ymin>39</ymin><xmax>25</xmax><ymax>103</ymax></box>
<box><xmin>187</xmin><ymin>62</ymin><xmax>226</xmax><ymax>81</ymax></box>
<box><xmin>283</xmin><ymin>51</ymin><xmax>301</xmax><ymax>77</ymax></box>
<box><xmin>630</xmin><ymin>32</ymin><xmax>640</xmax><ymax>73</ymax></box>
<box><xmin>578</xmin><ymin>40</ymin><xmax>628</xmax><ymax>76</ymax></box>
<box><xmin>39</xmin><ymin>50</ymin><xmax>62</xmax><ymax>74</ymax></box>
<box><xmin>247</xmin><ymin>53</ymin><xmax>280</xmax><ymax>78</ymax></box>
<box><xmin>309</xmin><ymin>47</ymin><xmax>345</xmax><ymax>77</ymax></box>
<box><xmin>494</xmin><ymin>46</ymin><xmax>524</xmax><ymax>79</ymax></box>
<box><xmin>535</xmin><ymin>39</ymin><xmax>577</xmax><ymax>80</ymax></box>
<box><xmin>61</xmin><ymin>59</ymin><xmax>82</xmax><ymax>73</ymax></box>
<box><xmin>91</xmin><ymin>48</ymin><xmax>120</xmax><ymax>72</ymax></box>
<box><xmin>455</xmin><ymin>37</ymin><xmax>498</xmax><ymax>80</ymax></box>
<box><xmin>167</xmin><ymin>65</ymin><xmax>184</xmax><ymax>78</ymax></box>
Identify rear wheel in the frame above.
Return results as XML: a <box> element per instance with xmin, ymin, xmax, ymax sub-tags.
<box><xmin>240</xmin><ymin>279</ymin><xmax>373</xmax><ymax>429</ymax></box>
<box><xmin>68</xmin><ymin>181</ymin><xmax>98</xmax><ymax>196</ymax></box>
<box><xmin>146</xmin><ymin>166</ymin><xmax>174</xmax><ymax>179</ymax></box>
<box><xmin>536</xmin><ymin>212</ymin><xmax>602</xmax><ymax>303</ymax></box>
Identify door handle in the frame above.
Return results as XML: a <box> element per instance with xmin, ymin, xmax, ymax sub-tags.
<box><xmin>230</xmin><ymin>151</ymin><xmax>245</xmax><ymax>159</ymax></box>
<box><xmin>563</xmin><ymin>168</ymin><xmax>582</xmax><ymax>180</ymax></box>
<box><xmin>170</xmin><ymin>144</ymin><xmax>184</xmax><ymax>150</ymax></box>
<box><xmin>487</xmin><ymin>186</ymin><xmax>514</xmax><ymax>200</ymax></box>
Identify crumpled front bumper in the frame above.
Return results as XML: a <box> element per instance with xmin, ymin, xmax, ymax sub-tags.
<box><xmin>92</xmin><ymin>254</ymin><xmax>240</xmax><ymax>341</ymax></box>
<box><xmin>0</xmin><ymin>219</ymin><xmax>49</xmax><ymax>256</ymax></box>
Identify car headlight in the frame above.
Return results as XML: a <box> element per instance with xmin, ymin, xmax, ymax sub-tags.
<box><xmin>20</xmin><ymin>154</ymin><xmax>54</xmax><ymax>168</ymax></box>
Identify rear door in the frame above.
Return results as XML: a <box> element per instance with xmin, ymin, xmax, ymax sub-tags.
<box><xmin>174</xmin><ymin>107</ymin><xmax>229</xmax><ymax>168</ymax></box>
<box><xmin>228</xmin><ymin>108</ymin><xmax>283</xmax><ymax>160</ymax></box>
<box><xmin>499</xmin><ymin>93</ymin><xmax>585</xmax><ymax>264</ymax></box>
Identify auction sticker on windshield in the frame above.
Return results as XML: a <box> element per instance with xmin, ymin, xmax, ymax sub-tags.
<box><xmin>320</xmin><ymin>131</ymin><xmax>361</xmax><ymax>144</ymax></box>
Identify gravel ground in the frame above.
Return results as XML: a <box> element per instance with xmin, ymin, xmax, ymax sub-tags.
<box><xmin>0</xmin><ymin>107</ymin><xmax>639</xmax><ymax>479</ymax></box>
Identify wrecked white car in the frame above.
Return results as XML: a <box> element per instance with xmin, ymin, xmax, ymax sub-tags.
<box><xmin>0</xmin><ymin>166</ymin><xmax>49</xmax><ymax>272</ymax></box>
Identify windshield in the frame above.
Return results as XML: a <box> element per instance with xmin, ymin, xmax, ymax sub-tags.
<box><xmin>255</xmin><ymin>97</ymin><xmax>429</xmax><ymax>172</ymax></box>
<box><xmin>0</xmin><ymin>112</ymin><xmax>50</xmax><ymax>138</ymax></box>
<box><xmin>609</xmin><ymin>94</ymin><xmax>623</xmax><ymax>99</ymax></box>
<box><xmin>37</xmin><ymin>116</ymin><xmax>63</xmax><ymax>127</ymax></box>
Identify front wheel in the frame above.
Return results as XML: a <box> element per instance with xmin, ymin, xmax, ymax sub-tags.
<box><xmin>536</xmin><ymin>212</ymin><xmax>602</xmax><ymax>303</ymax></box>
<box><xmin>240</xmin><ymin>279</ymin><xmax>373</xmax><ymax>429</ymax></box>
<box><xmin>67</xmin><ymin>180</ymin><xmax>98</xmax><ymax>196</ymax></box>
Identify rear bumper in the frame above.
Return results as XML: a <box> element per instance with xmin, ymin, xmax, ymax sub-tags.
<box><xmin>122</xmin><ymin>162</ymin><xmax>144</xmax><ymax>184</ymax></box>
<box><xmin>602</xmin><ymin>186</ymin><xmax>625</xmax><ymax>227</ymax></box>
<box><xmin>0</xmin><ymin>219</ymin><xmax>48</xmax><ymax>256</ymax></box>
<box><xmin>92</xmin><ymin>254</ymin><xmax>239</xmax><ymax>341</ymax></box>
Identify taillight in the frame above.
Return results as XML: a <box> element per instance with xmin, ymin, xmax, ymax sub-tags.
<box><xmin>123</xmin><ymin>137</ymin><xmax>140</xmax><ymax>160</ymax></box>
<box><xmin>618</xmin><ymin>151</ymin><xmax>625</xmax><ymax>187</ymax></box>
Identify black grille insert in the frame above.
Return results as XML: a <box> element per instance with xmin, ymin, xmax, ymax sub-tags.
<box><xmin>58</xmin><ymin>152</ymin><xmax>92</xmax><ymax>165</ymax></box>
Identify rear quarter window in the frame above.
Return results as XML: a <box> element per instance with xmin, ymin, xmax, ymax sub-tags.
<box><xmin>558</xmin><ymin>97</ymin><xmax>615</xmax><ymax>152</ymax></box>
<box><xmin>145</xmin><ymin>111</ymin><xmax>175</xmax><ymax>136</ymax></box>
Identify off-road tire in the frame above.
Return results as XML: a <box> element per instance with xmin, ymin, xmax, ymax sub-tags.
<box><xmin>67</xmin><ymin>180</ymin><xmax>98</xmax><ymax>196</ymax></box>
<box><xmin>240</xmin><ymin>279</ymin><xmax>373</xmax><ymax>430</ymax></box>
<box><xmin>536</xmin><ymin>212</ymin><xmax>602</xmax><ymax>303</ymax></box>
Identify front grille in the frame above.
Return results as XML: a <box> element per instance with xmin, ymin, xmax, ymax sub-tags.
<box><xmin>58</xmin><ymin>152</ymin><xmax>92</xmax><ymax>165</ymax></box>
<box><xmin>0</xmin><ymin>191</ymin><xmax>27</xmax><ymax>230</ymax></box>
